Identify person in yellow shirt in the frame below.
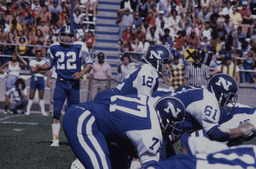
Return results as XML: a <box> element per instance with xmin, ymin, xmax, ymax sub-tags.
<box><xmin>10</xmin><ymin>19</ymin><xmax>22</xmax><ymax>32</ymax></box>
<box><xmin>229</xmin><ymin>6</ymin><xmax>242</xmax><ymax>30</ymax></box>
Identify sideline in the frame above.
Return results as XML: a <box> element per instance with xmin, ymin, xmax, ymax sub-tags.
<box><xmin>0</xmin><ymin>115</ymin><xmax>38</xmax><ymax>125</ymax></box>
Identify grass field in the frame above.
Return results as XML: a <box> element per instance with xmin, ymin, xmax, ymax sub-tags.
<box><xmin>0</xmin><ymin>113</ymin><xmax>76</xmax><ymax>169</ymax></box>
<box><xmin>1</xmin><ymin>113</ymin><xmax>256</xmax><ymax>169</ymax></box>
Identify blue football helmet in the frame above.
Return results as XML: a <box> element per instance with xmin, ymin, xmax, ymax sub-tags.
<box><xmin>207</xmin><ymin>73</ymin><xmax>238</xmax><ymax>114</ymax></box>
<box><xmin>59</xmin><ymin>25</ymin><xmax>75</xmax><ymax>46</ymax></box>
<box><xmin>174</xmin><ymin>85</ymin><xmax>195</xmax><ymax>93</ymax></box>
<box><xmin>154</xmin><ymin>96</ymin><xmax>185</xmax><ymax>135</ymax></box>
<box><xmin>144</xmin><ymin>45</ymin><xmax>172</xmax><ymax>76</ymax></box>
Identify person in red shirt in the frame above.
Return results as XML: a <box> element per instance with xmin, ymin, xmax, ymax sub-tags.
<box><xmin>175</xmin><ymin>30</ymin><xmax>185</xmax><ymax>50</ymax></box>
<box><xmin>21</xmin><ymin>2</ymin><xmax>36</xmax><ymax>19</ymax></box>
<box><xmin>122</xmin><ymin>26</ymin><xmax>133</xmax><ymax>42</ymax></box>
<box><xmin>133</xmin><ymin>25</ymin><xmax>146</xmax><ymax>44</ymax></box>
<box><xmin>186</xmin><ymin>29</ymin><xmax>200</xmax><ymax>49</ymax></box>
<box><xmin>85</xmin><ymin>30</ymin><xmax>95</xmax><ymax>55</ymax></box>
<box><xmin>239</xmin><ymin>1</ymin><xmax>252</xmax><ymax>36</ymax></box>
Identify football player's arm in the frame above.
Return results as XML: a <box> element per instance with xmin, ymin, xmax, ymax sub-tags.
<box><xmin>72</xmin><ymin>64</ymin><xmax>92</xmax><ymax>80</ymax></box>
<box><xmin>208</xmin><ymin>122</ymin><xmax>254</xmax><ymax>141</ymax></box>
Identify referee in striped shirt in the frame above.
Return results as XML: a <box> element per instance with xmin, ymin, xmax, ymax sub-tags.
<box><xmin>184</xmin><ymin>51</ymin><xmax>210</xmax><ymax>88</ymax></box>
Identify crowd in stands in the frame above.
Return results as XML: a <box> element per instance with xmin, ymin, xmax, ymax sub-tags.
<box><xmin>0</xmin><ymin>0</ymin><xmax>97</xmax><ymax>62</ymax></box>
<box><xmin>118</xmin><ymin>0</ymin><xmax>256</xmax><ymax>84</ymax></box>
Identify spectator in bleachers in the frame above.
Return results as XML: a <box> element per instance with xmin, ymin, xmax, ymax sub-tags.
<box><xmin>5</xmin><ymin>78</ymin><xmax>28</xmax><ymax>114</ymax></box>
<box><xmin>145</xmin><ymin>10</ymin><xmax>156</xmax><ymax>28</ymax></box>
<box><xmin>117</xmin><ymin>0</ymin><xmax>136</xmax><ymax>23</ymax></box>
<box><xmin>118</xmin><ymin>53</ymin><xmax>136</xmax><ymax>81</ymax></box>
<box><xmin>175</xmin><ymin>30</ymin><xmax>185</xmax><ymax>50</ymax></box>
<box><xmin>198</xmin><ymin>7</ymin><xmax>212</xmax><ymax>23</ymax></box>
<box><xmin>250</xmin><ymin>0</ymin><xmax>256</xmax><ymax>15</ymax></box>
<box><xmin>200</xmin><ymin>0</ymin><xmax>211</xmax><ymax>9</ymax></box>
<box><xmin>186</xmin><ymin>29</ymin><xmax>200</xmax><ymax>49</ymax></box>
<box><xmin>150</xmin><ymin>3</ymin><xmax>159</xmax><ymax>18</ymax></box>
<box><xmin>76</xmin><ymin>23</ymin><xmax>88</xmax><ymax>41</ymax></box>
<box><xmin>85</xmin><ymin>30</ymin><xmax>95</xmax><ymax>55</ymax></box>
<box><xmin>21</xmin><ymin>2</ymin><xmax>36</xmax><ymax>19</ymax></box>
<box><xmin>35</xmin><ymin>29</ymin><xmax>45</xmax><ymax>45</ymax></box>
<box><xmin>187</xmin><ymin>22</ymin><xmax>200</xmax><ymax>36</ymax></box>
<box><xmin>131</xmin><ymin>37</ymin><xmax>144</xmax><ymax>53</ymax></box>
<box><xmin>73</xmin><ymin>8</ymin><xmax>85</xmax><ymax>30</ymax></box>
<box><xmin>133</xmin><ymin>25</ymin><xmax>146</xmax><ymax>44</ymax></box>
<box><xmin>239</xmin><ymin>1</ymin><xmax>253</xmax><ymax>36</ymax></box>
<box><xmin>216</xmin><ymin>21</ymin><xmax>228</xmax><ymax>42</ymax></box>
<box><xmin>122</xmin><ymin>26</ymin><xmax>133</xmax><ymax>42</ymax></box>
<box><xmin>184</xmin><ymin>7</ymin><xmax>195</xmax><ymax>23</ymax></box>
<box><xmin>211</xmin><ymin>0</ymin><xmax>222</xmax><ymax>14</ymax></box>
<box><xmin>0</xmin><ymin>51</ymin><xmax>28</xmax><ymax>114</ymax></box>
<box><xmin>9</xmin><ymin>1</ymin><xmax>22</xmax><ymax>14</ymax></box>
<box><xmin>132</xmin><ymin>11</ymin><xmax>143</xmax><ymax>28</ymax></box>
<box><xmin>85</xmin><ymin>0</ymin><xmax>98</xmax><ymax>22</ymax></box>
<box><xmin>155</xmin><ymin>10</ymin><xmax>167</xmax><ymax>26</ymax></box>
<box><xmin>178</xmin><ymin>0</ymin><xmax>188</xmax><ymax>17</ymax></box>
<box><xmin>21</xmin><ymin>10</ymin><xmax>34</xmax><ymax>28</ymax></box>
<box><xmin>136</xmin><ymin>0</ymin><xmax>150</xmax><ymax>18</ymax></box>
<box><xmin>146</xmin><ymin>26</ymin><xmax>161</xmax><ymax>45</ymax></box>
<box><xmin>151</xmin><ymin>0</ymin><xmax>165</xmax><ymax>12</ymax></box>
<box><xmin>167</xmin><ymin>9</ymin><xmax>182</xmax><ymax>36</ymax></box>
<box><xmin>37</xmin><ymin>19</ymin><xmax>49</xmax><ymax>36</ymax></box>
<box><xmin>119</xmin><ymin>9</ymin><xmax>133</xmax><ymax>41</ymax></box>
<box><xmin>16</xmin><ymin>36</ymin><xmax>28</xmax><ymax>57</ymax></box>
<box><xmin>122</xmin><ymin>38</ymin><xmax>133</xmax><ymax>52</ymax></box>
<box><xmin>10</xmin><ymin>19</ymin><xmax>22</xmax><ymax>32</ymax></box>
<box><xmin>37</xmin><ymin>5</ymin><xmax>52</xmax><ymax>26</ymax></box>
<box><xmin>31</xmin><ymin>0</ymin><xmax>40</xmax><ymax>15</ymax></box>
<box><xmin>234</xmin><ymin>50</ymin><xmax>245</xmax><ymax>84</ymax></box>
<box><xmin>229</xmin><ymin>6</ymin><xmax>242</xmax><ymax>30</ymax></box>
<box><xmin>201</xmin><ymin>21</ymin><xmax>212</xmax><ymax>41</ymax></box>
<box><xmin>161</xmin><ymin>28</ymin><xmax>173</xmax><ymax>49</ymax></box>
<box><xmin>7</xmin><ymin>10</ymin><xmax>21</xmax><ymax>25</ymax></box>
<box><xmin>45</xmin><ymin>29</ymin><xmax>57</xmax><ymax>43</ymax></box>
<box><xmin>141</xmin><ymin>18</ymin><xmax>150</xmax><ymax>34</ymax></box>
<box><xmin>0</xmin><ymin>22</ymin><xmax>9</xmax><ymax>54</ymax></box>
<box><xmin>48</xmin><ymin>0</ymin><xmax>62</xmax><ymax>25</ymax></box>
<box><xmin>23</xmin><ymin>21</ymin><xmax>36</xmax><ymax>43</ymax></box>
<box><xmin>223</xmin><ymin>15</ymin><xmax>233</xmax><ymax>36</ymax></box>
<box><xmin>9</xmin><ymin>28</ymin><xmax>18</xmax><ymax>44</ymax></box>
<box><xmin>155</xmin><ymin>19</ymin><xmax>166</xmax><ymax>39</ymax></box>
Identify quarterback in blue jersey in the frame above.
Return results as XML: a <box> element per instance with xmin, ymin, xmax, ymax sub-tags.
<box><xmin>143</xmin><ymin>132</ymin><xmax>256</xmax><ymax>169</ymax></box>
<box><xmin>36</xmin><ymin>25</ymin><xmax>93</xmax><ymax>147</ymax></box>
<box><xmin>63</xmin><ymin>93</ymin><xmax>185</xmax><ymax>169</ymax></box>
<box><xmin>94</xmin><ymin>45</ymin><xmax>172</xmax><ymax>102</ymax></box>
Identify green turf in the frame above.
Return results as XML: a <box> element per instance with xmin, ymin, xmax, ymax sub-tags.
<box><xmin>1</xmin><ymin>113</ymin><xmax>256</xmax><ymax>169</ymax></box>
<box><xmin>0</xmin><ymin>114</ymin><xmax>76</xmax><ymax>169</ymax></box>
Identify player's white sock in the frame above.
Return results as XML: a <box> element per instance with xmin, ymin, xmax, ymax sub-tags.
<box><xmin>52</xmin><ymin>123</ymin><xmax>60</xmax><ymax>142</ymax></box>
<box><xmin>39</xmin><ymin>99</ymin><xmax>47</xmax><ymax>115</ymax></box>
<box><xmin>26</xmin><ymin>99</ymin><xmax>33</xmax><ymax>114</ymax></box>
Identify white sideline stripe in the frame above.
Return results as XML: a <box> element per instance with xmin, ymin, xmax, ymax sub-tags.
<box><xmin>0</xmin><ymin>121</ymin><xmax>38</xmax><ymax>125</ymax></box>
<box><xmin>0</xmin><ymin>115</ymin><xmax>38</xmax><ymax>125</ymax></box>
<box><xmin>78</xmin><ymin>111</ymin><xmax>109</xmax><ymax>169</ymax></box>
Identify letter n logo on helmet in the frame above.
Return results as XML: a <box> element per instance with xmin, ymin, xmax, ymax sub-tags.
<box><xmin>149</xmin><ymin>50</ymin><xmax>163</xmax><ymax>59</ymax></box>
<box><xmin>215</xmin><ymin>77</ymin><xmax>232</xmax><ymax>91</ymax></box>
<box><xmin>164</xmin><ymin>102</ymin><xmax>181</xmax><ymax>118</ymax></box>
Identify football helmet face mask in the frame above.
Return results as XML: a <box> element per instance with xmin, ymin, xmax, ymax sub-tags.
<box><xmin>144</xmin><ymin>45</ymin><xmax>172</xmax><ymax>76</ymax></box>
<box><xmin>207</xmin><ymin>73</ymin><xmax>238</xmax><ymax>115</ymax></box>
<box><xmin>59</xmin><ymin>25</ymin><xmax>75</xmax><ymax>47</ymax></box>
<box><xmin>154</xmin><ymin>96</ymin><xmax>185</xmax><ymax>136</ymax></box>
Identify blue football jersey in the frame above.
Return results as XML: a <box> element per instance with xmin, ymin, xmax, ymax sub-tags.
<box><xmin>63</xmin><ymin>94</ymin><xmax>163</xmax><ymax>168</ymax></box>
<box><xmin>45</xmin><ymin>41</ymin><xmax>93</xmax><ymax>80</ymax></box>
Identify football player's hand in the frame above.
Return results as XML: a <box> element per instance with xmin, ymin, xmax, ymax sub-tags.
<box><xmin>72</xmin><ymin>72</ymin><xmax>82</xmax><ymax>79</ymax></box>
<box><xmin>238</xmin><ymin>121</ymin><xmax>254</xmax><ymax>136</ymax></box>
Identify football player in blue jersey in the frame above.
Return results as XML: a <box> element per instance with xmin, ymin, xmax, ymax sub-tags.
<box><xmin>36</xmin><ymin>25</ymin><xmax>93</xmax><ymax>147</ymax></box>
<box><xmin>143</xmin><ymin>131</ymin><xmax>256</xmax><ymax>169</ymax></box>
<box><xmin>155</xmin><ymin>74</ymin><xmax>255</xmax><ymax>143</ymax></box>
<box><xmin>94</xmin><ymin>45</ymin><xmax>172</xmax><ymax>102</ymax></box>
<box><xmin>62</xmin><ymin>94</ymin><xmax>185</xmax><ymax>169</ymax></box>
